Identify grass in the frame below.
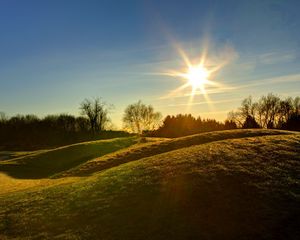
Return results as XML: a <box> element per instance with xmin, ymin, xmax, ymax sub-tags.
<box><xmin>57</xmin><ymin>129</ymin><xmax>293</xmax><ymax>177</ymax></box>
<box><xmin>0</xmin><ymin>137</ymin><xmax>139</xmax><ymax>179</ymax></box>
<box><xmin>0</xmin><ymin>173</ymin><xmax>78</xmax><ymax>195</ymax></box>
<box><xmin>0</xmin><ymin>151</ymin><xmax>41</xmax><ymax>161</ymax></box>
<box><xmin>0</xmin><ymin>129</ymin><xmax>299</xmax><ymax>239</ymax></box>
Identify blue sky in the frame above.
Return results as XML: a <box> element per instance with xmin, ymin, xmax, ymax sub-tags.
<box><xmin>1</xmin><ymin>0</ymin><xmax>300</xmax><ymax>127</ymax></box>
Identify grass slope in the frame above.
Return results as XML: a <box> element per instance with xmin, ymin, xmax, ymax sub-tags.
<box><xmin>0</xmin><ymin>131</ymin><xmax>299</xmax><ymax>239</ymax></box>
<box><xmin>0</xmin><ymin>173</ymin><xmax>78</xmax><ymax>196</ymax></box>
<box><xmin>58</xmin><ymin>129</ymin><xmax>293</xmax><ymax>178</ymax></box>
<box><xmin>0</xmin><ymin>137</ymin><xmax>138</xmax><ymax>179</ymax></box>
<box><xmin>0</xmin><ymin>151</ymin><xmax>40</xmax><ymax>161</ymax></box>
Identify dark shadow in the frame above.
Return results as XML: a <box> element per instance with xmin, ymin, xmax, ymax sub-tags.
<box><xmin>0</xmin><ymin>138</ymin><xmax>137</xmax><ymax>179</ymax></box>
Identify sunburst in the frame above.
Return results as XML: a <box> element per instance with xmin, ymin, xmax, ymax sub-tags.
<box><xmin>162</xmin><ymin>46</ymin><xmax>226</xmax><ymax>107</ymax></box>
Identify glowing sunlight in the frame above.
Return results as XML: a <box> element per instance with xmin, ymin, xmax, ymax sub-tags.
<box><xmin>161</xmin><ymin>44</ymin><xmax>228</xmax><ymax>109</ymax></box>
<box><xmin>185</xmin><ymin>65</ymin><xmax>209</xmax><ymax>91</ymax></box>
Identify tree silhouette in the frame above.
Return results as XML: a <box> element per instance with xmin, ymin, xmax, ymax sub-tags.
<box><xmin>123</xmin><ymin>100</ymin><xmax>161</xmax><ymax>134</ymax></box>
<box><xmin>281</xmin><ymin>113</ymin><xmax>300</xmax><ymax>131</ymax></box>
<box><xmin>224</xmin><ymin>120</ymin><xmax>237</xmax><ymax>129</ymax></box>
<box><xmin>228</xmin><ymin>93</ymin><xmax>299</xmax><ymax>130</ymax></box>
<box><xmin>80</xmin><ymin>98</ymin><xmax>111</xmax><ymax>133</ymax></box>
<box><xmin>242</xmin><ymin>115</ymin><xmax>260</xmax><ymax>129</ymax></box>
<box><xmin>149</xmin><ymin>114</ymin><xmax>227</xmax><ymax>137</ymax></box>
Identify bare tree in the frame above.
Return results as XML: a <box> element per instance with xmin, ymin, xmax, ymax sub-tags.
<box><xmin>239</xmin><ymin>96</ymin><xmax>256</xmax><ymax>119</ymax></box>
<box><xmin>278</xmin><ymin>97</ymin><xmax>294</xmax><ymax>125</ymax></box>
<box><xmin>227</xmin><ymin>110</ymin><xmax>243</xmax><ymax>128</ymax></box>
<box><xmin>227</xmin><ymin>96</ymin><xmax>258</xmax><ymax>128</ymax></box>
<box><xmin>80</xmin><ymin>98</ymin><xmax>112</xmax><ymax>133</ymax></box>
<box><xmin>256</xmin><ymin>93</ymin><xmax>280</xmax><ymax>128</ymax></box>
<box><xmin>227</xmin><ymin>93</ymin><xmax>300</xmax><ymax>129</ymax></box>
<box><xmin>293</xmin><ymin>96</ymin><xmax>300</xmax><ymax>114</ymax></box>
<box><xmin>123</xmin><ymin>100</ymin><xmax>162</xmax><ymax>134</ymax></box>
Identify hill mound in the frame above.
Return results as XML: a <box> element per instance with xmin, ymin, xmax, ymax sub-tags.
<box><xmin>0</xmin><ymin>132</ymin><xmax>299</xmax><ymax>239</ymax></box>
<box><xmin>58</xmin><ymin>129</ymin><xmax>293</xmax><ymax>178</ymax></box>
<box><xmin>0</xmin><ymin>137</ymin><xmax>138</xmax><ymax>179</ymax></box>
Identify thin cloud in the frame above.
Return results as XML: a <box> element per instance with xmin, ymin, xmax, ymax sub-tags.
<box><xmin>259</xmin><ymin>51</ymin><xmax>296</xmax><ymax>65</ymax></box>
<box><xmin>232</xmin><ymin>73</ymin><xmax>300</xmax><ymax>89</ymax></box>
<box><xmin>159</xmin><ymin>97</ymin><xmax>243</xmax><ymax>108</ymax></box>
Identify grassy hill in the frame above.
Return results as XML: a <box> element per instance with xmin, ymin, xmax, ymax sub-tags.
<box><xmin>0</xmin><ymin>137</ymin><xmax>139</xmax><ymax>179</ymax></box>
<box><xmin>57</xmin><ymin>129</ymin><xmax>292</xmax><ymax>178</ymax></box>
<box><xmin>0</xmin><ymin>129</ymin><xmax>299</xmax><ymax>239</ymax></box>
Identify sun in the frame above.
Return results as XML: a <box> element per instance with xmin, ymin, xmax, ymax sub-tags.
<box><xmin>160</xmin><ymin>44</ymin><xmax>227</xmax><ymax>105</ymax></box>
<box><xmin>185</xmin><ymin>65</ymin><xmax>209</xmax><ymax>90</ymax></box>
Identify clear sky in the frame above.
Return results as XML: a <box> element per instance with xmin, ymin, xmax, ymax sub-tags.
<box><xmin>1</xmin><ymin>0</ymin><xmax>300</xmax><ymax>128</ymax></box>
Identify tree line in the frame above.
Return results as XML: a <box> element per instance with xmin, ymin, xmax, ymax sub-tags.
<box><xmin>146</xmin><ymin>114</ymin><xmax>233</xmax><ymax>137</ymax></box>
<box><xmin>1</xmin><ymin>93</ymin><xmax>299</xmax><ymax>149</ymax></box>
<box><xmin>228</xmin><ymin>93</ymin><xmax>300</xmax><ymax>130</ymax></box>
<box><xmin>147</xmin><ymin>93</ymin><xmax>299</xmax><ymax>138</ymax></box>
<box><xmin>0</xmin><ymin>98</ymin><xmax>164</xmax><ymax>150</ymax></box>
<box><xmin>0</xmin><ymin>98</ymin><xmax>127</xmax><ymax>150</ymax></box>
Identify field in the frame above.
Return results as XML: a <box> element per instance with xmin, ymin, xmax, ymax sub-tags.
<box><xmin>0</xmin><ymin>129</ymin><xmax>299</xmax><ymax>239</ymax></box>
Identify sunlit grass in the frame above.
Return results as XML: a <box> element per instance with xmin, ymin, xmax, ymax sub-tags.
<box><xmin>0</xmin><ymin>173</ymin><xmax>78</xmax><ymax>195</ymax></box>
<box><xmin>0</xmin><ymin>137</ymin><xmax>139</xmax><ymax>179</ymax></box>
<box><xmin>0</xmin><ymin>131</ymin><xmax>299</xmax><ymax>239</ymax></box>
<box><xmin>57</xmin><ymin>129</ymin><xmax>292</xmax><ymax>177</ymax></box>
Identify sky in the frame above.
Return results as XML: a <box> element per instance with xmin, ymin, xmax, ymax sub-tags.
<box><xmin>1</xmin><ymin>0</ymin><xmax>300</xmax><ymax>128</ymax></box>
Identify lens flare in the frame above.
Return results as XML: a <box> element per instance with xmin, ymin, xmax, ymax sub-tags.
<box><xmin>161</xmin><ymin>44</ymin><xmax>229</xmax><ymax>109</ymax></box>
<box><xmin>186</xmin><ymin>65</ymin><xmax>209</xmax><ymax>90</ymax></box>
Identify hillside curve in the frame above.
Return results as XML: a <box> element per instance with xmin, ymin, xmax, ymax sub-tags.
<box><xmin>0</xmin><ymin>133</ymin><xmax>299</xmax><ymax>239</ymax></box>
<box><xmin>57</xmin><ymin>129</ymin><xmax>295</xmax><ymax>178</ymax></box>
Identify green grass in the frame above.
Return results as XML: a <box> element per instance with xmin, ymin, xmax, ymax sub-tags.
<box><xmin>0</xmin><ymin>137</ymin><xmax>138</xmax><ymax>179</ymax></box>
<box><xmin>58</xmin><ymin>129</ymin><xmax>293</xmax><ymax>177</ymax></box>
<box><xmin>0</xmin><ymin>130</ymin><xmax>299</xmax><ymax>239</ymax></box>
<box><xmin>0</xmin><ymin>151</ymin><xmax>41</xmax><ymax>161</ymax></box>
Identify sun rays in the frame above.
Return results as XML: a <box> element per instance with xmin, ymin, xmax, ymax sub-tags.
<box><xmin>161</xmin><ymin>44</ymin><xmax>229</xmax><ymax>110</ymax></box>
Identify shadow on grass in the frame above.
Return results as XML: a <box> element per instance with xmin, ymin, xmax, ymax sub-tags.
<box><xmin>58</xmin><ymin>129</ymin><xmax>296</xmax><ymax>178</ymax></box>
<box><xmin>0</xmin><ymin>137</ymin><xmax>138</xmax><ymax>179</ymax></box>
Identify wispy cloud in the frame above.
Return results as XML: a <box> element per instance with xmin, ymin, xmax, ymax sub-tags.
<box><xmin>258</xmin><ymin>51</ymin><xmax>296</xmax><ymax>65</ymax></box>
<box><xmin>227</xmin><ymin>49</ymin><xmax>298</xmax><ymax>75</ymax></box>
<box><xmin>160</xmin><ymin>97</ymin><xmax>244</xmax><ymax>107</ymax></box>
<box><xmin>231</xmin><ymin>73</ymin><xmax>300</xmax><ymax>89</ymax></box>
